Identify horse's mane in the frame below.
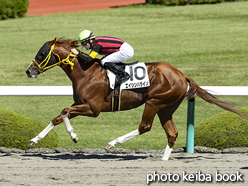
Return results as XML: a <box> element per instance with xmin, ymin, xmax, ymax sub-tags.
<box><xmin>51</xmin><ymin>37</ymin><xmax>101</xmax><ymax>63</ymax></box>
<box><xmin>53</xmin><ymin>37</ymin><xmax>80</xmax><ymax>50</ymax></box>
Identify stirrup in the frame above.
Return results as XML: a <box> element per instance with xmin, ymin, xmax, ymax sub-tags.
<box><xmin>116</xmin><ymin>73</ymin><xmax>130</xmax><ymax>84</ymax></box>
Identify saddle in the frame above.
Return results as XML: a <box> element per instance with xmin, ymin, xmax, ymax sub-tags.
<box><xmin>117</xmin><ymin>61</ymin><xmax>139</xmax><ymax>67</ymax></box>
<box><xmin>106</xmin><ymin>62</ymin><xmax>150</xmax><ymax>112</ymax></box>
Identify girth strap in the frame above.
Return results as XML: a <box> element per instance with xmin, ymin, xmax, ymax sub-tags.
<box><xmin>112</xmin><ymin>83</ymin><xmax>122</xmax><ymax>112</ymax></box>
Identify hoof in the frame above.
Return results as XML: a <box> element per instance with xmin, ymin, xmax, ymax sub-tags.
<box><xmin>105</xmin><ymin>144</ymin><xmax>114</xmax><ymax>149</ymax></box>
<box><xmin>161</xmin><ymin>156</ymin><xmax>173</xmax><ymax>161</ymax></box>
<box><xmin>161</xmin><ymin>158</ymin><xmax>169</xmax><ymax>161</ymax></box>
<box><xmin>72</xmin><ymin>136</ymin><xmax>78</xmax><ymax>143</ymax></box>
<box><xmin>28</xmin><ymin>141</ymin><xmax>37</xmax><ymax>146</ymax></box>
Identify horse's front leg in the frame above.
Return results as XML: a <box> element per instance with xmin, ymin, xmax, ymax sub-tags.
<box><xmin>28</xmin><ymin>121</ymin><xmax>55</xmax><ymax>146</ymax></box>
<box><xmin>28</xmin><ymin>114</ymin><xmax>66</xmax><ymax>146</ymax></box>
<box><xmin>61</xmin><ymin>102</ymin><xmax>101</xmax><ymax>142</ymax></box>
<box><xmin>61</xmin><ymin>112</ymin><xmax>78</xmax><ymax>143</ymax></box>
<box><xmin>28</xmin><ymin>103</ymin><xmax>95</xmax><ymax>146</ymax></box>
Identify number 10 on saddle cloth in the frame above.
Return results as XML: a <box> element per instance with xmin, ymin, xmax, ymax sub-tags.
<box><xmin>107</xmin><ymin>62</ymin><xmax>150</xmax><ymax>112</ymax></box>
<box><xmin>107</xmin><ymin>62</ymin><xmax>150</xmax><ymax>90</ymax></box>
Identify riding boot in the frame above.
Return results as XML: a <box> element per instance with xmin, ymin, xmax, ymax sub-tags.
<box><xmin>104</xmin><ymin>62</ymin><xmax>130</xmax><ymax>84</ymax></box>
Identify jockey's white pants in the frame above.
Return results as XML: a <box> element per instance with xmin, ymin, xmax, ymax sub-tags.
<box><xmin>100</xmin><ymin>42</ymin><xmax>134</xmax><ymax>66</ymax></box>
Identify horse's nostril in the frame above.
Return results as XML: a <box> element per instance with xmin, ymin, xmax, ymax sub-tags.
<box><xmin>26</xmin><ymin>70</ymin><xmax>30</xmax><ymax>75</ymax></box>
<box><xmin>26</xmin><ymin>69</ymin><xmax>32</xmax><ymax>78</ymax></box>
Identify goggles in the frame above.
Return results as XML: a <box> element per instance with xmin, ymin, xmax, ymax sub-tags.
<box><xmin>81</xmin><ymin>41</ymin><xmax>88</xmax><ymax>46</ymax></box>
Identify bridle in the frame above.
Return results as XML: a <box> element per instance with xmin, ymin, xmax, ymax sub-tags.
<box><xmin>32</xmin><ymin>43</ymin><xmax>77</xmax><ymax>72</ymax></box>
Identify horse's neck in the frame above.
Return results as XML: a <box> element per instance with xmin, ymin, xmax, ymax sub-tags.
<box><xmin>61</xmin><ymin>58</ymin><xmax>104</xmax><ymax>85</ymax></box>
<box><xmin>57</xmin><ymin>47</ymin><xmax>104</xmax><ymax>85</ymax></box>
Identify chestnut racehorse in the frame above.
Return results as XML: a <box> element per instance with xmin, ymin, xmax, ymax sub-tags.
<box><xmin>25</xmin><ymin>38</ymin><xmax>244</xmax><ymax>160</ymax></box>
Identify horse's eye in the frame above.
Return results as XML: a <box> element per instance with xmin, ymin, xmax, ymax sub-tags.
<box><xmin>38</xmin><ymin>51</ymin><xmax>45</xmax><ymax>59</ymax></box>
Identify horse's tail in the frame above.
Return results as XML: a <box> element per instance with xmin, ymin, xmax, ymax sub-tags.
<box><xmin>185</xmin><ymin>75</ymin><xmax>245</xmax><ymax>118</ymax></box>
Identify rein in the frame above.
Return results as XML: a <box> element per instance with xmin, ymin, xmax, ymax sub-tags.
<box><xmin>33</xmin><ymin>44</ymin><xmax>77</xmax><ymax>72</ymax></box>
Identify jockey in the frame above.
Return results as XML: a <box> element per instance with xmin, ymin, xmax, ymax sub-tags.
<box><xmin>71</xmin><ymin>30</ymin><xmax>134</xmax><ymax>84</ymax></box>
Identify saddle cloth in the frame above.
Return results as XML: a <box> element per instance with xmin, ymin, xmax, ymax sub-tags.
<box><xmin>107</xmin><ymin>62</ymin><xmax>150</xmax><ymax>89</ymax></box>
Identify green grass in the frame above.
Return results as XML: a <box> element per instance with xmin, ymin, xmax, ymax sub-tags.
<box><xmin>0</xmin><ymin>109</ymin><xmax>60</xmax><ymax>150</ymax></box>
<box><xmin>0</xmin><ymin>2</ymin><xmax>248</xmax><ymax>149</ymax></box>
<box><xmin>195</xmin><ymin>107</ymin><xmax>248</xmax><ymax>149</ymax></box>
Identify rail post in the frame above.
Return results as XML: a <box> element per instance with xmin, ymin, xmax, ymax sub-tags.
<box><xmin>186</xmin><ymin>98</ymin><xmax>195</xmax><ymax>153</ymax></box>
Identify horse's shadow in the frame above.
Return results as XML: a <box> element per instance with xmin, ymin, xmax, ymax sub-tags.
<box><xmin>18</xmin><ymin>153</ymin><xmax>148</xmax><ymax>161</ymax></box>
<box><xmin>173</xmin><ymin>155</ymin><xmax>217</xmax><ymax>160</ymax></box>
<box><xmin>240</xmin><ymin>167</ymin><xmax>248</xmax><ymax>170</ymax></box>
<box><xmin>17</xmin><ymin>154</ymin><xmax>219</xmax><ymax>161</ymax></box>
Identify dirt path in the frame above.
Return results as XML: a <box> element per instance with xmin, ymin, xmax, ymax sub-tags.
<box><xmin>26</xmin><ymin>0</ymin><xmax>145</xmax><ymax>15</ymax></box>
<box><xmin>0</xmin><ymin>152</ymin><xmax>247</xmax><ymax>185</ymax></box>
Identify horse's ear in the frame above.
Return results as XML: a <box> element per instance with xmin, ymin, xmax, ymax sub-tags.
<box><xmin>72</xmin><ymin>39</ymin><xmax>79</xmax><ymax>48</ymax></box>
<box><xmin>48</xmin><ymin>38</ymin><xmax>57</xmax><ymax>46</ymax></box>
<box><xmin>51</xmin><ymin>38</ymin><xmax>57</xmax><ymax>44</ymax></box>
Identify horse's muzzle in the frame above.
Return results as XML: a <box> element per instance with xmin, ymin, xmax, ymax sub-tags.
<box><xmin>25</xmin><ymin>68</ymin><xmax>39</xmax><ymax>78</ymax></box>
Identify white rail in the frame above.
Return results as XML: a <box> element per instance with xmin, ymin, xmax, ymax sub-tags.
<box><xmin>0</xmin><ymin>86</ymin><xmax>248</xmax><ymax>96</ymax></box>
<box><xmin>199</xmin><ymin>86</ymin><xmax>248</xmax><ymax>96</ymax></box>
<box><xmin>0</xmin><ymin>86</ymin><xmax>73</xmax><ymax>96</ymax></box>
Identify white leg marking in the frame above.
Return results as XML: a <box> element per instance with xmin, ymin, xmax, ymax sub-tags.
<box><xmin>161</xmin><ymin>144</ymin><xmax>173</xmax><ymax>160</ymax></box>
<box><xmin>28</xmin><ymin>122</ymin><xmax>54</xmax><ymax>146</ymax></box>
<box><xmin>107</xmin><ymin>129</ymin><xmax>140</xmax><ymax>147</ymax></box>
<box><xmin>61</xmin><ymin>113</ymin><xmax>78</xmax><ymax>142</ymax></box>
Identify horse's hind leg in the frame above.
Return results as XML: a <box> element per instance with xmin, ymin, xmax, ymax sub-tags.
<box><xmin>157</xmin><ymin>106</ymin><xmax>179</xmax><ymax>160</ymax></box>
<box><xmin>105</xmin><ymin>129</ymin><xmax>140</xmax><ymax>148</ymax></box>
<box><xmin>161</xmin><ymin>119</ymin><xmax>178</xmax><ymax>160</ymax></box>
<box><xmin>106</xmin><ymin>102</ymin><xmax>157</xmax><ymax>148</ymax></box>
